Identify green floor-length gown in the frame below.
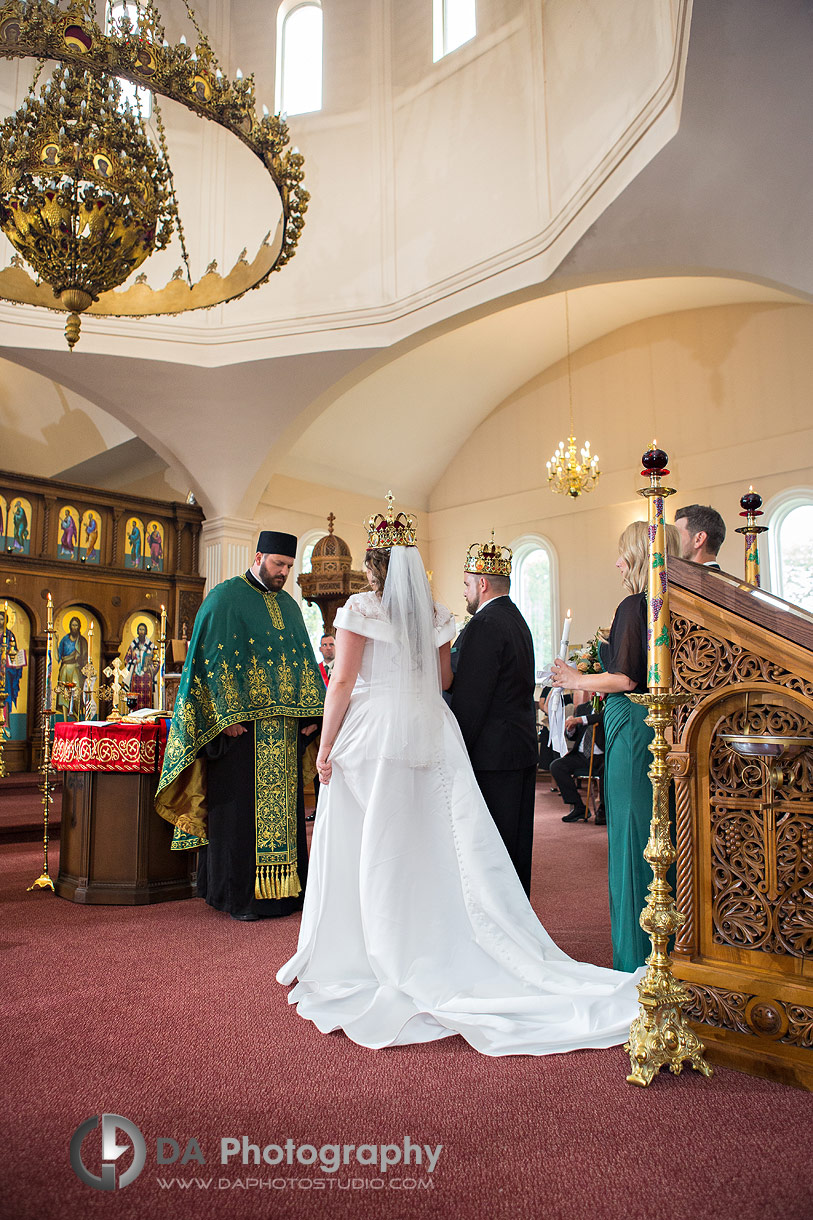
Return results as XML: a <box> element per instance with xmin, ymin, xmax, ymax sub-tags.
<box><xmin>602</xmin><ymin>690</ymin><xmax>655</xmax><ymax>972</ymax></box>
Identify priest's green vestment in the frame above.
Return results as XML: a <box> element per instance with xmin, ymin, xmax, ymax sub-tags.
<box><xmin>156</xmin><ymin>574</ymin><xmax>324</xmax><ymax>914</ymax></box>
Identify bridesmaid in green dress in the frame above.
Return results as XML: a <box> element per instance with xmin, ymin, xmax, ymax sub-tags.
<box><xmin>552</xmin><ymin>520</ymin><xmax>680</xmax><ymax>971</ymax></box>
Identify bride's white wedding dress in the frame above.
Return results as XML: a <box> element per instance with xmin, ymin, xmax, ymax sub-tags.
<box><xmin>277</xmin><ymin>553</ymin><xmax>643</xmax><ymax>1056</ymax></box>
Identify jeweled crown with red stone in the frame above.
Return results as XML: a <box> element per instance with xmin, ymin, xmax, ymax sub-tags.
<box><xmin>464</xmin><ymin>531</ymin><xmax>512</xmax><ymax>577</ymax></box>
<box><xmin>365</xmin><ymin>491</ymin><xmax>417</xmax><ymax>549</ymax></box>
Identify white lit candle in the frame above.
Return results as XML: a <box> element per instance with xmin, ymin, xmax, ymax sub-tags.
<box><xmin>44</xmin><ymin>593</ymin><xmax>54</xmax><ymax>712</ymax></box>
<box><xmin>558</xmin><ymin>609</ymin><xmax>572</xmax><ymax>660</ymax></box>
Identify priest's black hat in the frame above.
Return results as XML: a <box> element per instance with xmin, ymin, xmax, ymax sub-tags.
<box><xmin>256</xmin><ymin>530</ymin><xmax>298</xmax><ymax>557</ymax></box>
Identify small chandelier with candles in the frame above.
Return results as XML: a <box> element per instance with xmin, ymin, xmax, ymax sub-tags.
<box><xmin>546</xmin><ymin>293</ymin><xmax>600</xmax><ymax>498</ymax></box>
<box><xmin>0</xmin><ymin>0</ymin><xmax>308</xmax><ymax>349</ymax></box>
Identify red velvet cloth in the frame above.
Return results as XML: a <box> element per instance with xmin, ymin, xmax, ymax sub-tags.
<box><xmin>52</xmin><ymin>719</ymin><xmax>170</xmax><ymax>773</ymax></box>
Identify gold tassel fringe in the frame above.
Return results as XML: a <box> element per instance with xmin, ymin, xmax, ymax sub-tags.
<box><xmin>255</xmin><ymin>862</ymin><xmax>302</xmax><ymax>900</ymax></box>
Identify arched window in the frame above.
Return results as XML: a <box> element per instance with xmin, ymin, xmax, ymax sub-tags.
<box><xmin>433</xmin><ymin>0</ymin><xmax>477</xmax><ymax>63</ymax></box>
<box><xmin>511</xmin><ymin>535</ymin><xmax>557</xmax><ymax>678</ymax></box>
<box><xmin>293</xmin><ymin>528</ymin><xmax>327</xmax><ymax>654</ymax></box>
<box><xmin>105</xmin><ymin>2</ymin><xmax>153</xmax><ymax>118</ymax></box>
<box><xmin>276</xmin><ymin>2</ymin><xmax>323</xmax><ymax>117</ymax></box>
<box><xmin>766</xmin><ymin>490</ymin><xmax>813</xmax><ymax>612</ymax></box>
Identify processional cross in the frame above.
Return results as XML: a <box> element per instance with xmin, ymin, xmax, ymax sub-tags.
<box><xmin>103</xmin><ymin>658</ymin><xmax>125</xmax><ymax>719</ymax></box>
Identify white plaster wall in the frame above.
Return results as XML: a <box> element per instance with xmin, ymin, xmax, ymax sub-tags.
<box><xmin>425</xmin><ymin>303</ymin><xmax>813</xmax><ymax>636</ymax></box>
<box><xmin>0</xmin><ymin>0</ymin><xmax>686</xmax><ymax>353</ymax></box>
<box><xmin>0</xmin><ymin>357</ymin><xmax>133</xmax><ymax>474</ymax></box>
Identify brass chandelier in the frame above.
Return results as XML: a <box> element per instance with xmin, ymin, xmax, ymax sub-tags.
<box><xmin>546</xmin><ymin>293</ymin><xmax>600</xmax><ymax>499</ymax></box>
<box><xmin>0</xmin><ymin>1</ymin><xmax>308</xmax><ymax>349</ymax></box>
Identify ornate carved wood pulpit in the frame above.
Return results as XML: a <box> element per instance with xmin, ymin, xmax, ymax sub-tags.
<box><xmin>667</xmin><ymin>558</ymin><xmax>813</xmax><ymax>1089</ymax></box>
<box><xmin>297</xmin><ymin>514</ymin><xmax>367</xmax><ymax>636</ymax></box>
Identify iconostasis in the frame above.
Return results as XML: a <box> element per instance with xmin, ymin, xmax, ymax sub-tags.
<box><xmin>118</xmin><ymin>611</ymin><xmax>160</xmax><ymax>711</ymax></box>
<box><xmin>0</xmin><ymin>470</ymin><xmax>205</xmax><ymax>769</ymax></box>
<box><xmin>1</xmin><ymin>599</ymin><xmax>30</xmax><ymax>740</ymax></box>
<box><xmin>1</xmin><ymin>494</ymin><xmax>32</xmax><ymax>555</ymax></box>
<box><xmin>50</xmin><ymin>605</ymin><xmax>102</xmax><ymax>724</ymax></box>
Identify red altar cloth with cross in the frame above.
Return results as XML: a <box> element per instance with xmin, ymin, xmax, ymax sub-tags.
<box><xmin>52</xmin><ymin>720</ymin><xmax>170</xmax><ymax>774</ymax></box>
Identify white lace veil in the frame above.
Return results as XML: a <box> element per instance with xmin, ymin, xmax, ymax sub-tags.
<box><xmin>366</xmin><ymin>545</ymin><xmax>443</xmax><ymax>767</ymax></box>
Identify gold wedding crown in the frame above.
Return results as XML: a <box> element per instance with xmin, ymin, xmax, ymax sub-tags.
<box><xmin>464</xmin><ymin>531</ymin><xmax>512</xmax><ymax>577</ymax></box>
<box><xmin>365</xmin><ymin>491</ymin><xmax>417</xmax><ymax>549</ymax></box>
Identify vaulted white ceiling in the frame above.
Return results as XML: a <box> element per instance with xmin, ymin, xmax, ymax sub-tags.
<box><xmin>2</xmin><ymin>0</ymin><xmax>813</xmax><ymax>524</ymax></box>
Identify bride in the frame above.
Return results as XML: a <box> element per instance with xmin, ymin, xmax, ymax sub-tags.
<box><xmin>277</xmin><ymin>501</ymin><xmax>644</xmax><ymax>1056</ymax></box>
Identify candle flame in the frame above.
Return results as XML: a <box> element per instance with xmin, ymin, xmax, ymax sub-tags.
<box><xmin>749</xmin><ymin>485</ymin><xmax>754</xmax><ymax>492</ymax></box>
<box><xmin>566</xmin><ymin>608</ymin><xmax>571</xmax><ymax>618</ymax></box>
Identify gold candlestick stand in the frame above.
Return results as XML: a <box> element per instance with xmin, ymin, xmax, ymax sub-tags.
<box><xmin>735</xmin><ymin>488</ymin><xmax>768</xmax><ymax>587</ymax></box>
<box><xmin>158</xmin><ymin>604</ymin><xmax>167</xmax><ymax>712</ymax></box>
<box><xmin>625</xmin><ymin>445</ymin><xmax>712</xmax><ymax>1086</ymax></box>
<box><xmin>28</xmin><ymin>599</ymin><xmax>56</xmax><ymax>893</ymax></box>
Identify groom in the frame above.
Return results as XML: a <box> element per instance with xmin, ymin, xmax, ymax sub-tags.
<box><xmin>450</xmin><ymin>535</ymin><xmax>538</xmax><ymax>896</ymax></box>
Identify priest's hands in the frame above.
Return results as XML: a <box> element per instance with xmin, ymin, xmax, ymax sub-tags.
<box><xmin>222</xmin><ymin>723</ymin><xmax>248</xmax><ymax>738</ymax></box>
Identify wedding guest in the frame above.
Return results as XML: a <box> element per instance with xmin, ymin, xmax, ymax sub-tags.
<box><xmin>674</xmin><ymin>504</ymin><xmax>725</xmax><ymax>569</ymax></box>
<box><xmin>552</xmin><ymin>520</ymin><xmax>680</xmax><ymax>971</ymax></box>
<box><xmin>537</xmin><ymin>686</ymin><xmax>558</xmax><ymax>772</ymax></box>
<box><xmin>552</xmin><ymin>697</ymin><xmax>605</xmax><ymax>824</ymax></box>
<box><xmin>318</xmin><ymin>634</ymin><xmax>335</xmax><ymax>685</ymax></box>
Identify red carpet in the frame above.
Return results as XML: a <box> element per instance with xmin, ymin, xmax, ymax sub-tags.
<box><xmin>0</xmin><ymin>772</ymin><xmax>61</xmax><ymax>842</ymax></box>
<box><xmin>2</xmin><ymin>785</ymin><xmax>811</xmax><ymax>1220</ymax></box>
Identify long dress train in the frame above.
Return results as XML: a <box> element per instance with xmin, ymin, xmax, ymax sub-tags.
<box><xmin>277</xmin><ymin>586</ymin><xmax>644</xmax><ymax>1057</ymax></box>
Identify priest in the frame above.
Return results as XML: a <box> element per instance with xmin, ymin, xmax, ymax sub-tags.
<box><xmin>156</xmin><ymin>531</ymin><xmax>324</xmax><ymax>921</ymax></box>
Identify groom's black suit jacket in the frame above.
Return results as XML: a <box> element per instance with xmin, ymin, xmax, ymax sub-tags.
<box><xmin>450</xmin><ymin>596</ymin><xmax>538</xmax><ymax>771</ymax></box>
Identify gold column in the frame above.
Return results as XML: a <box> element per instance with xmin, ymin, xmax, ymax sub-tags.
<box><xmin>735</xmin><ymin>487</ymin><xmax>768</xmax><ymax>587</ymax></box>
<box><xmin>28</xmin><ymin>593</ymin><xmax>55</xmax><ymax>894</ymax></box>
<box><xmin>625</xmin><ymin>445</ymin><xmax>712</xmax><ymax>1086</ymax></box>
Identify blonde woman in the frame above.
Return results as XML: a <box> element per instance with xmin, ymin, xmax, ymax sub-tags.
<box><xmin>552</xmin><ymin>520</ymin><xmax>681</xmax><ymax>972</ymax></box>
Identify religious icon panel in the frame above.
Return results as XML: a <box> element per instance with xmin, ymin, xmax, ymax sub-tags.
<box><xmin>125</xmin><ymin>516</ymin><xmax>145</xmax><ymax>570</ymax></box>
<box><xmin>80</xmin><ymin>509</ymin><xmax>102</xmax><ymax>565</ymax></box>
<box><xmin>118</xmin><ymin>611</ymin><xmax>159</xmax><ymax>710</ymax></box>
<box><xmin>145</xmin><ymin>520</ymin><xmax>164</xmax><ymax>572</ymax></box>
<box><xmin>57</xmin><ymin>504</ymin><xmax>80</xmax><ymax>560</ymax></box>
<box><xmin>51</xmin><ymin>606</ymin><xmax>101</xmax><ymax>723</ymax></box>
<box><xmin>6</xmin><ymin>496</ymin><xmax>32</xmax><ymax>555</ymax></box>
<box><xmin>1</xmin><ymin>599</ymin><xmax>30</xmax><ymax>741</ymax></box>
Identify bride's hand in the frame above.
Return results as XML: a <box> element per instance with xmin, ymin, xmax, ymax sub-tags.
<box><xmin>316</xmin><ymin>745</ymin><xmax>332</xmax><ymax>785</ymax></box>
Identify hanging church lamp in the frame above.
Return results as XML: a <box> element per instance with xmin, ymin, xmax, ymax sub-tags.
<box><xmin>546</xmin><ymin>293</ymin><xmax>600</xmax><ymax>499</ymax></box>
<box><xmin>0</xmin><ymin>0</ymin><xmax>308</xmax><ymax>349</ymax></box>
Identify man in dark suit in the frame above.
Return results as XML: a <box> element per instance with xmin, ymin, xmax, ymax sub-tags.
<box><xmin>551</xmin><ymin>699</ymin><xmax>606</xmax><ymax>825</ymax></box>
<box><xmin>450</xmin><ymin>536</ymin><xmax>538</xmax><ymax>896</ymax></box>
<box><xmin>674</xmin><ymin>504</ymin><xmax>726</xmax><ymax>570</ymax></box>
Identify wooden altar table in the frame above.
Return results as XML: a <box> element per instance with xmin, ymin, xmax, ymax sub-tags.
<box><xmin>53</xmin><ymin>720</ymin><xmax>195</xmax><ymax>905</ymax></box>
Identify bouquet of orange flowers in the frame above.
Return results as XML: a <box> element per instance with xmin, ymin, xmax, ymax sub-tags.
<box><xmin>568</xmin><ymin>632</ymin><xmax>603</xmax><ymax>676</ymax></box>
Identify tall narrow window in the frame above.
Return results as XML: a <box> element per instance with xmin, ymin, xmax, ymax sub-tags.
<box><xmin>276</xmin><ymin>2</ymin><xmax>323</xmax><ymax>117</ymax></box>
<box><xmin>768</xmin><ymin>495</ymin><xmax>813</xmax><ymax>611</ymax></box>
<box><xmin>511</xmin><ymin>537</ymin><xmax>557</xmax><ymax>678</ymax></box>
<box><xmin>433</xmin><ymin>0</ymin><xmax>477</xmax><ymax>63</ymax></box>
<box><xmin>106</xmin><ymin>2</ymin><xmax>153</xmax><ymax>118</ymax></box>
